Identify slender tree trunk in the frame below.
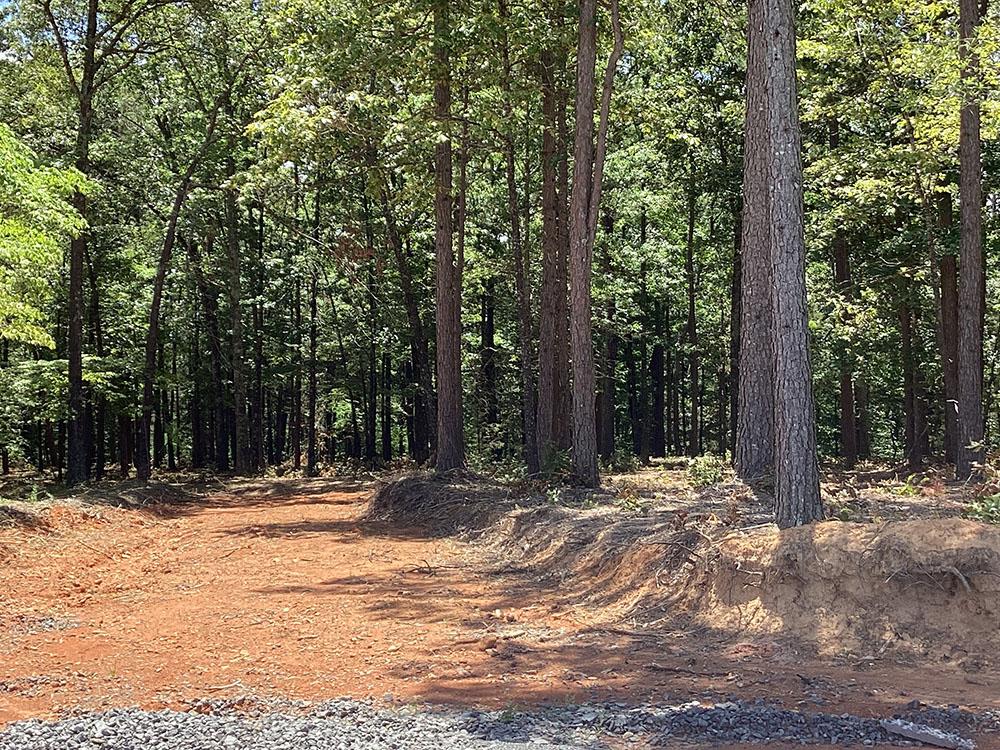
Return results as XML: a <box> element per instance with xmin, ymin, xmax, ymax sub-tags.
<box><xmin>900</xmin><ymin>299</ymin><xmax>923</xmax><ymax>472</ymax></box>
<box><xmin>381</xmin><ymin>351</ymin><xmax>392</xmax><ymax>461</ymax></box>
<box><xmin>251</xmin><ymin>204</ymin><xmax>266</xmax><ymax>471</ymax></box>
<box><xmin>832</xmin><ymin>237</ymin><xmax>857</xmax><ymax>465</ymax></box>
<box><xmin>626</xmin><ymin>340</ymin><xmax>640</xmax><ymax>454</ymax></box>
<box><xmin>938</xmin><ymin>191</ymin><xmax>960</xmax><ymax>465</ymax></box>
<box><xmin>598</xmin><ymin>224</ymin><xmax>617</xmax><ymax>460</ymax></box>
<box><xmin>136</xmin><ymin>180</ymin><xmax>192</xmax><ymax>480</ymax></box>
<box><xmin>766</xmin><ymin>0</ymin><xmax>823</xmax><ymax>526</ymax></box>
<box><xmin>433</xmin><ymin>0</ymin><xmax>465</xmax><ymax>472</ymax></box>
<box><xmin>537</xmin><ymin>44</ymin><xmax>567</xmax><ymax>461</ymax></box>
<box><xmin>85</xmin><ymin>252</ymin><xmax>106</xmax><ymax>478</ymax></box>
<box><xmin>729</xmin><ymin>217</ymin><xmax>741</xmax><ymax>457</ymax></box>
<box><xmin>685</xmin><ymin>173</ymin><xmax>699</xmax><ymax>457</ymax></box>
<box><xmin>651</xmin><ymin>301</ymin><xmax>666</xmax><ymax>458</ymax></box>
<box><xmin>828</xmin><ymin>121</ymin><xmax>857</xmax><ymax>466</ymax></box>
<box><xmin>956</xmin><ymin>0</ymin><xmax>985</xmax><ymax>480</ymax></box>
<box><xmin>381</xmin><ymin>197</ymin><xmax>433</xmax><ymax>463</ymax></box>
<box><xmin>153</xmin><ymin>343</ymin><xmax>166</xmax><ymax>468</ymax></box>
<box><xmin>306</xmin><ymin>271</ymin><xmax>319</xmax><ymax>475</ymax></box>
<box><xmin>226</xmin><ymin>159</ymin><xmax>250</xmax><ymax>475</ymax></box>
<box><xmin>500</xmin><ymin>6</ymin><xmax>539</xmax><ymax>472</ymax></box>
<box><xmin>189</xmin><ymin>237</ymin><xmax>228</xmax><ymax>471</ymax></box>
<box><xmin>63</xmin><ymin>1</ymin><xmax>100</xmax><ymax>486</ymax></box>
<box><xmin>292</xmin><ymin>278</ymin><xmax>303</xmax><ymax>470</ymax></box>
<box><xmin>736</xmin><ymin>0</ymin><xmax>775</xmax><ymax>479</ymax></box>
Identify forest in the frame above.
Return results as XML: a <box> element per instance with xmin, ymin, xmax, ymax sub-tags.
<box><xmin>1</xmin><ymin>0</ymin><xmax>998</xmax><ymax>525</ymax></box>
<box><xmin>2</xmin><ymin>0</ymin><xmax>1000</xmax><ymax>746</ymax></box>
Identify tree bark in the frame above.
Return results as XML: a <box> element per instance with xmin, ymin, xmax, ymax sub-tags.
<box><xmin>956</xmin><ymin>0</ymin><xmax>985</xmax><ymax>480</ymax></box>
<box><xmin>536</xmin><ymin>43</ymin><xmax>568</xmax><ymax>461</ymax></box>
<box><xmin>64</xmin><ymin>8</ymin><xmax>98</xmax><ymax>486</ymax></box>
<box><xmin>567</xmin><ymin>0</ymin><xmax>622</xmax><ymax>486</ymax></box>
<box><xmin>685</xmin><ymin>172</ymin><xmax>699</xmax><ymax>457</ymax></box>
<box><xmin>765</xmin><ymin>0</ymin><xmax>823</xmax><ymax>527</ymax></box>
<box><xmin>651</xmin><ymin>301</ymin><xmax>666</xmax><ymax>457</ymax></box>
<box><xmin>735</xmin><ymin>0</ymin><xmax>775</xmax><ymax>479</ymax></box>
<box><xmin>433</xmin><ymin>0</ymin><xmax>465</xmax><ymax>472</ymax></box>
<box><xmin>938</xmin><ymin>191</ymin><xmax>960</xmax><ymax>465</ymax></box>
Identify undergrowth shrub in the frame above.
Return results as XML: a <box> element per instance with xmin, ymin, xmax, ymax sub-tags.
<box><xmin>966</xmin><ymin>495</ymin><xmax>1000</xmax><ymax>524</ymax></box>
<box><xmin>687</xmin><ymin>454</ymin><xmax>727</xmax><ymax>487</ymax></box>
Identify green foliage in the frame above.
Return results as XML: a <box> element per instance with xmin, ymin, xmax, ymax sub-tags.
<box><xmin>0</xmin><ymin>124</ymin><xmax>86</xmax><ymax>347</ymax></box>
<box><xmin>538</xmin><ymin>447</ymin><xmax>570</xmax><ymax>481</ymax></box>
<box><xmin>687</xmin><ymin>454</ymin><xmax>727</xmax><ymax>487</ymax></box>
<box><xmin>965</xmin><ymin>496</ymin><xmax>1000</xmax><ymax>525</ymax></box>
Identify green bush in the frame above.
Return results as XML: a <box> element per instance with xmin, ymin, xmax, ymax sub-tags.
<box><xmin>966</xmin><ymin>495</ymin><xmax>1000</xmax><ymax>524</ymax></box>
<box><xmin>687</xmin><ymin>454</ymin><xmax>728</xmax><ymax>487</ymax></box>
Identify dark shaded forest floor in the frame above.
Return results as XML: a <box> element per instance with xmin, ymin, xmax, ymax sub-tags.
<box><xmin>1</xmin><ymin>466</ymin><xmax>998</xmax><ymax>748</ymax></box>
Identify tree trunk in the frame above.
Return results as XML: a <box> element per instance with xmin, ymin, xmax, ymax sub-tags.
<box><xmin>85</xmin><ymin>251</ymin><xmax>106</xmax><ymax>478</ymax></box>
<box><xmin>537</xmin><ymin>44</ymin><xmax>567</xmax><ymax>462</ymax></box>
<box><xmin>956</xmin><ymin>0</ymin><xmax>985</xmax><ymax>480</ymax></box>
<box><xmin>938</xmin><ymin>191</ymin><xmax>960</xmax><ymax>465</ymax></box>
<box><xmin>251</xmin><ymin>203</ymin><xmax>266</xmax><ymax>471</ymax></box>
<box><xmin>381</xmin><ymin>196</ymin><xmax>433</xmax><ymax>463</ymax></box>
<box><xmin>765</xmin><ymin>0</ymin><xmax>823</xmax><ymax>527</ymax></box>
<box><xmin>136</xmin><ymin>180</ymin><xmax>192</xmax><ymax>480</ymax></box>
<box><xmin>685</xmin><ymin>173</ymin><xmax>700</xmax><ymax>457</ymax></box>
<box><xmin>433</xmin><ymin>0</ymin><xmax>465</xmax><ymax>472</ymax></box>
<box><xmin>226</xmin><ymin>159</ymin><xmax>250</xmax><ymax>475</ymax></box>
<box><xmin>307</xmin><ymin>271</ymin><xmax>319</xmax><ymax>476</ymax></box>
<box><xmin>833</xmin><ymin>234</ymin><xmax>858</xmax><ymax>465</ymax></box>
<box><xmin>651</xmin><ymin>301</ymin><xmax>666</xmax><ymax>457</ymax></box>
<box><xmin>729</xmin><ymin>217</ymin><xmax>741</xmax><ymax>457</ymax></box>
<box><xmin>292</xmin><ymin>278</ymin><xmax>303</xmax><ymax>470</ymax></box>
<box><xmin>598</xmin><ymin>224</ymin><xmax>617</xmax><ymax>460</ymax></box>
<box><xmin>735</xmin><ymin>0</ymin><xmax>775</xmax><ymax>479</ymax></box>
<box><xmin>189</xmin><ymin>237</ymin><xmax>228</xmax><ymax>471</ymax></box>
<box><xmin>381</xmin><ymin>351</ymin><xmax>392</xmax><ymax>461</ymax></box>
<box><xmin>567</xmin><ymin>0</ymin><xmax>622</xmax><ymax>486</ymax></box>
<box><xmin>500</xmin><ymin>6</ymin><xmax>539</xmax><ymax>473</ymax></box>
<box><xmin>63</xmin><ymin>1</ymin><xmax>99</xmax><ymax>487</ymax></box>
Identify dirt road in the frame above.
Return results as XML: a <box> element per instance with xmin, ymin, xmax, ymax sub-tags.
<box><xmin>1</xmin><ymin>478</ymin><xmax>996</xmax><ymax>744</ymax></box>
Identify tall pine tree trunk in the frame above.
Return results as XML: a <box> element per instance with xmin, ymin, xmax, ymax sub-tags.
<box><xmin>433</xmin><ymin>0</ymin><xmax>465</xmax><ymax>472</ymax></box>
<box><xmin>735</xmin><ymin>0</ymin><xmax>775</xmax><ymax>479</ymax></box>
<box><xmin>956</xmin><ymin>0</ymin><xmax>985</xmax><ymax>480</ymax></box>
<box><xmin>567</xmin><ymin>0</ymin><xmax>622</xmax><ymax>486</ymax></box>
<box><xmin>765</xmin><ymin>0</ymin><xmax>822</xmax><ymax>526</ymax></box>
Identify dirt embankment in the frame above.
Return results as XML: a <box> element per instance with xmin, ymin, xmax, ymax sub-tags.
<box><xmin>371</xmin><ymin>474</ymin><xmax>1000</xmax><ymax>667</ymax></box>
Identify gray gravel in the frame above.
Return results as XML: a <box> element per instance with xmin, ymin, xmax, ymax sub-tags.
<box><xmin>0</xmin><ymin>696</ymin><xmax>994</xmax><ymax>749</ymax></box>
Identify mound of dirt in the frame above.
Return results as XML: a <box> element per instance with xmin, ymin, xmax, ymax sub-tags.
<box><xmin>694</xmin><ymin>519</ymin><xmax>1000</xmax><ymax>664</ymax></box>
<box><xmin>371</xmin><ymin>475</ymin><xmax>1000</xmax><ymax>666</ymax></box>
<box><xmin>365</xmin><ymin>472</ymin><xmax>521</xmax><ymax>535</ymax></box>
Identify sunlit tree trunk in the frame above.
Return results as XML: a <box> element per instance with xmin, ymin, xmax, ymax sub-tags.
<box><xmin>956</xmin><ymin>0</ymin><xmax>985</xmax><ymax>480</ymax></box>
<box><xmin>735</xmin><ymin>0</ymin><xmax>774</xmax><ymax>479</ymax></box>
<box><xmin>765</xmin><ymin>0</ymin><xmax>822</xmax><ymax>527</ymax></box>
<box><xmin>433</xmin><ymin>0</ymin><xmax>465</xmax><ymax>471</ymax></box>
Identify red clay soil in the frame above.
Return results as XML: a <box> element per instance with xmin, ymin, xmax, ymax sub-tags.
<box><xmin>1</xmin><ymin>478</ymin><xmax>997</xmax><ymax>747</ymax></box>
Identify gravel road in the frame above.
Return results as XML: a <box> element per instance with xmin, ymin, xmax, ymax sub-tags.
<box><xmin>0</xmin><ymin>697</ymin><xmax>994</xmax><ymax>749</ymax></box>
